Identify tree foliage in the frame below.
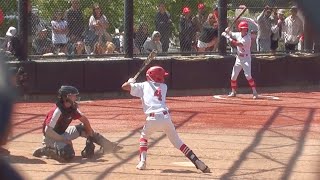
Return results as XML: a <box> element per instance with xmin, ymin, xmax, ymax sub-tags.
<box><xmin>0</xmin><ymin>0</ymin><xmax>294</xmax><ymax>37</ymax></box>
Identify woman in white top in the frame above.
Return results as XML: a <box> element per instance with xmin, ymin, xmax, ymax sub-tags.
<box><xmin>89</xmin><ymin>4</ymin><xmax>112</xmax><ymax>42</ymax></box>
<box><xmin>51</xmin><ymin>11</ymin><xmax>68</xmax><ymax>54</ymax></box>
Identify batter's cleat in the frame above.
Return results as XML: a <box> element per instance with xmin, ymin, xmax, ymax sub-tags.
<box><xmin>136</xmin><ymin>161</ymin><xmax>147</xmax><ymax>170</ymax></box>
<box><xmin>195</xmin><ymin>160</ymin><xmax>211</xmax><ymax>173</ymax></box>
<box><xmin>228</xmin><ymin>91</ymin><xmax>237</xmax><ymax>97</ymax></box>
<box><xmin>252</xmin><ymin>92</ymin><xmax>258</xmax><ymax>99</ymax></box>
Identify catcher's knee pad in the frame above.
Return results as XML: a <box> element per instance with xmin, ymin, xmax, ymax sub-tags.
<box><xmin>57</xmin><ymin>144</ymin><xmax>75</xmax><ymax>162</ymax></box>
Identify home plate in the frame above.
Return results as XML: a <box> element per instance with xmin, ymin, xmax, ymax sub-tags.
<box><xmin>172</xmin><ymin>162</ymin><xmax>195</xmax><ymax>167</ymax></box>
<box><xmin>78</xmin><ymin>100</ymin><xmax>93</xmax><ymax>103</ymax></box>
<box><xmin>213</xmin><ymin>95</ymin><xmax>227</xmax><ymax>100</ymax></box>
<box><xmin>258</xmin><ymin>95</ymin><xmax>280</xmax><ymax>100</ymax></box>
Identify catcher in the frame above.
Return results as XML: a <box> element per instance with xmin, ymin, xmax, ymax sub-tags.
<box><xmin>33</xmin><ymin>85</ymin><xmax>122</xmax><ymax>162</ymax></box>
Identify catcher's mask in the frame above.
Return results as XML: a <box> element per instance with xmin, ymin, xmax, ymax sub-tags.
<box><xmin>58</xmin><ymin>85</ymin><xmax>80</xmax><ymax>105</ymax></box>
<box><xmin>146</xmin><ymin>66</ymin><xmax>169</xmax><ymax>83</ymax></box>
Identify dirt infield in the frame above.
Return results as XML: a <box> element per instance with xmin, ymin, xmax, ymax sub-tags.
<box><xmin>4</xmin><ymin>91</ymin><xmax>320</xmax><ymax>180</ymax></box>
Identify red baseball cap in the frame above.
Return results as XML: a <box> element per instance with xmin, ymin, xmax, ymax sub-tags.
<box><xmin>198</xmin><ymin>3</ymin><xmax>205</xmax><ymax>9</ymax></box>
<box><xmin>183</xmin><ymin>7</ymin><xmax>191</xmax><ymax>14</ymax></box>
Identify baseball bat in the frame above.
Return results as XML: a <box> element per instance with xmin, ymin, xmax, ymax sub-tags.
<box><xmin>133</xmin><ymin>50</ymin><xmax>157</xmax><ymax>80</ymax></box>
<box><xmin>230</xmin><ymin>7</ymin><xmax>247</xmax><ymax>28</ymax></box>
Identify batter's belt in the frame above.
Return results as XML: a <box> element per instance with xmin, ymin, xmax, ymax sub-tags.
<box><xmin>149</xmin><ymin>111</ymin><xmax>168</xmax><ymax>117</ymax></box>
<box><xmin>238</xmin><ymin>53</ymin><xmax>249</xmax><ymax>57</ymax></box>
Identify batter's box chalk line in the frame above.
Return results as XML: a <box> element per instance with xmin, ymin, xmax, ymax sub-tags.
<box><xmin>213</xmin><ymin>94</ymin><xmax>280</xmax><ymax>101</ymax></box>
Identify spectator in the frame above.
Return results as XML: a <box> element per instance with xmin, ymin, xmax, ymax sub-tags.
<box><xmin>143</xmin><ymin>31</ymin><xmax>162</xmax><ymax>54</ymax></box>
<box><xmin>92</xmin><ymin>41</ymin><xmax>106</xmax><ymax>55</ymax></box>
<box><xmin>282</xmin><ymin>6</ymin><xmax>303</xmax><ymax>53</ymax></box>
<box><xmin>105</xmin><ymin>41</ymin><xmax>118</xmax><ymax>54</ymax></box>
<box><xmin>112</xmin><ymin>28</ymin><xmax>121</xmax><ymax>52</ymax></box>
<box><xmin>271</xmin><ymin>9</ymin><xmax>286</xmax><ymax>53</ymax></box>
<box><xmin>155</xmin><ymin>2</ymin><xmax>173</xmax><ymax>53</ymax></box>
<box><xmin>1</xmin><ymin>27</ymin><xmax>20</xmax><ymax>57</ymax></box>
<box><xmin>193</xmin><ymin>3</ymin><xmax>207</xmax><ymax>33</ymax></box>
<box><xmin>51</xmin><ymin>11</ymin><xmax>68</xmax><ymax>55</ymax></box>
<box><xmin>71</xmin><ymin>41</ymin><xmax>86</xmax><ymax>56</ymax></box>
<box><xmin>256</xmin><ymin>6</ymin><xmax>273</xmax><ymax>52</ymax></box>
<box><xmin>179</xmin><ymin>7</ymin><xmax>197</xmax><ymax>52</ymax></box>
<box><xmin>197</xmin><ymin>13</ymin><xmax>218</xmax><ymax>52</ymax></box>
<box><xmin>134</xmin><ymin>23</ymin><xmax>149</xmax><ymax>53</ymax></box>
<box><xmin>28</xmin><ymin>2</ymin><xmax>41</xmax><ymax>38</ymax></box>
<box><xmin>86</xmin><ymin>3</ymin><xmax>112</xmax><ymax>52</ymax></box>
<box><xmin>65</xmin><ymin>0</ymin><xmax>85</xmax><ymax>43</ymax></box>
<box><xmin>32</xmin><ymin>28</ymin><xmax>53</xmax><ymax>55</ymax></box>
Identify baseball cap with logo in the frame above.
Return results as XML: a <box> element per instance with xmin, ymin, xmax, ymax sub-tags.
<box><xmin>198</xmin><ymin>3</ymin><xmax>205</xmax><ymax>10</ymax></box>
<box><xmin>6</xmin><ymin>26</ymin><xmax>17</xmax><ymax>37</ymax></box>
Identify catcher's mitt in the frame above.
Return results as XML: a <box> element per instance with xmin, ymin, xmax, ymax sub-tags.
<box><xmin>81</xmin><ymin>136</ymin><xmax>95</xmax><ymax>158</ymax></box>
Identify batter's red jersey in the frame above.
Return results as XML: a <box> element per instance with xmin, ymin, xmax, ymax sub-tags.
<box><xmin>42</xmin><ymin>105</ymin><xmax>82</xmax><ymax>135</ymax></box>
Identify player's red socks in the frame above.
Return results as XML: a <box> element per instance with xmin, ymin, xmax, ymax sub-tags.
<box><xmin>231</xmin><ymin>80</ymin><xmax>237</xmax><ymax>90</ymax></box>
<box><xmin>247</xmin><ymin>78</ymin><xmax>256</xmax><ymax>88</ymax></box>
<box><xmin>180</xmin><ymin>144</ymin><xmax>199</xmax><ymax>164</ymax></box>
<box><xmin>139</xmin><ymin>138</ymin><xmax>148</xmax><ymax>161</ymax></box>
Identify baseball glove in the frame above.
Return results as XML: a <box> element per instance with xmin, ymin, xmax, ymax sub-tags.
<box><xmin>81</xmin><ymin>136</ymin><xmax>95</xmax><ymax>158</ymax></box>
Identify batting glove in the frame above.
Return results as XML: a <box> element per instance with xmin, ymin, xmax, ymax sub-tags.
<box><xmin>128</xmin><ymin>78</ymin><xmax>136</xmax><ymax>83</ymax></box>
<box><xmin>221</xmin><ymin>32</ymin><xmax>231</xmax><ymax>39</ymax></box>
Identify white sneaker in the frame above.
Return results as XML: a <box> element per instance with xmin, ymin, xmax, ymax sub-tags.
<box><xmin>136</xmin><ymin>161</ymin><xmax>146</xmax><ymax>170</ymax></box>
<box><xmin>195</xmin><ymin>160</ymin><xmax>211</xmax><ymax>173</ymax></box>
<box><xmin>228</xmin><ymin>91</ymin><xmax>236</xmax><ymax>97</ymax></box>
<box><xmin>253</xmin><ymin>92</ymin><xmax>258</xmax><ymax>99</ymax></box>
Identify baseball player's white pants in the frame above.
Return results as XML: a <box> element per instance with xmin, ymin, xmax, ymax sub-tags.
<box><xmin>231</xmin><ymin>57</ymin><xmax>252</xmax><ymax>81</ymax></box>
<box><xmin>141</xmin><ymin>113</ymin><xmax>184</xmax><ymax>149</ymax></box>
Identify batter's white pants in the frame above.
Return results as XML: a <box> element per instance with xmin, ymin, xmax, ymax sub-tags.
<box><xmin>141</xmin><ymin>113</ymin><xmax>184</xmax><ymax>149</ymax></box>
<box><xmin>231</xmin><ymin>57</ymin><xmax>252</xmax><ymax>81</ymax></box>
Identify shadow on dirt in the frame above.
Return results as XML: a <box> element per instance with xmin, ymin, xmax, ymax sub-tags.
<box><xmin>9</xmin><ymin>155</ymin><xmax>47</xmax><ymax>164</ymax></box>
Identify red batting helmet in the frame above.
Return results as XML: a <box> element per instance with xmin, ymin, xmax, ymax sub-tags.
<box><xmin>146</xmin><ymin>66</ymin><xmax>169</xmax><ymax>83</ymax></box>
<box><xmin>238</xmin><ymin>21</ymin><xmax>249</xmax><ymax>30</ymax></box>
<box><xmin>182</xmin><ymin>7</ymin><xmax>191</xmax><ymax>14</ymax></box>
<box><xmin>198</xmin><ymin>3</ymin><xmax>205</xmax><ymax>10</ymax></box>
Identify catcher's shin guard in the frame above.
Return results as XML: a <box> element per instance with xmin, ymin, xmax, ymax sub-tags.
<box><xmin>81</xmin><ymin>136</ymin><xmax>95</xmax><ymax>158</ymax></box>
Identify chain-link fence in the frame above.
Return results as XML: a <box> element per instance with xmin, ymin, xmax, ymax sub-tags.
<box><xmin>0</xmin><ymin>0</ymin><xmax>310</xmax><ymax>60</ymax></box>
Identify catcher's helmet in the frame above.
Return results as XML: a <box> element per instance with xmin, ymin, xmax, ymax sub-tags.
<box><xmin>238</xmin><ymin>21</ymin><xmax>249</xmax><ymax>30</ymax></box>
<box><xmin>146</xmin><ymin>66</ymin><xmax>168</xmax><ymax>83</ymax></box>
<box><xmin>58</xmin><ymin>85</ymin><xmax>79</xmax><ymax>98</ymax></box>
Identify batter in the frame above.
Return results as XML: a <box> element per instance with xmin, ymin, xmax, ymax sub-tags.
<box><xmin>222</xmin><ymin>21</ymin><xmax>258</xmax><ymax>99</ymax></box>
<box><xmin>122</xmin><ymin>66</ymin><xmax>210</xmax><ymax>173</ymax></box>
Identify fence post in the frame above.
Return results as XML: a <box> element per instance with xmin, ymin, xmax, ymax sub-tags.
<box><xmin>124</xmin><ymin>0</ymin><xmax>133</xmax><ymax>58</ymax></box>
<box><xmin>18</xmin><ymin>0</ymin><xmax>29</xmax><ymax>61</ymax></box>
<box><xmin>218</xmin><ymin>0</ymin><xmax>228</xmax><ymax>55</ymax></box>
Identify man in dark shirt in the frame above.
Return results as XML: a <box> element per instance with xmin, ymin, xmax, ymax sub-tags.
<box><xmin>65</xmin><ymin>0</ymin><xmax>85</xmax><ymax>43</ymax></box>
<box><xmin>155</xmin><ymin>2</ymin><xmax>173</xmax><ymax>53</ymax></box>
<box><xmin>197</xmin><ymin>13</ymin><xmax>219</xmax><ymax>52</ymax></box>
<box><xmin>179</xmin><ymin>7</ymin><xmax>197</xmax><ymax>52</ymax></box>
<box><xmin>32</xmin><ymin>28</ymin><xmax>53</xmax><ymax>55</ymax></box>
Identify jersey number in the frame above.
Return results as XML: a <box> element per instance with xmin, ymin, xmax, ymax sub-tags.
<box><xmin>154</xmin><ymin>88</ymin><xmax>162</xmax><ymax>101</ymax></box>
